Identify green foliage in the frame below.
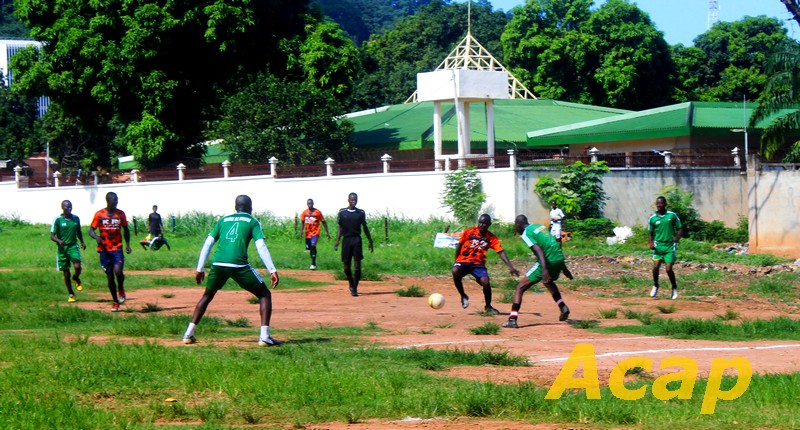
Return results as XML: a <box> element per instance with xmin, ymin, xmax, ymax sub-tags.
<box><xmin>597</xmin><ymin>308</ymin><xmax>619</xmax><ymax>319</ymax></box>
<box><xmin>0</xmin><ymin>74</ymin><xmax>39</xmax><ymax>164</ymax></box>
<box><xmin>751</xmin><ymin>40</ymin><xmax>800</xmax><ymax>161</ymax></box>
<box><xmin>11</xmin><ymin>0</ymin><xmax>316</xmax><ymax>168</ymax></box>
<box><xmin>502</xmin><ymin>0</ymin><xmax>673</xmax><ymax>110</ymax></box>
<box><xmin>0</xmin><ymin>2</ymin><xmax>29</xmax><ymax>38</ymax></box>
<box><xmin>602</xmin><ymin>316</ymin><xmax>800</xmax><ymax>341</ymax></box>
<box><xmin>568</xmin><ymin>218</ymin><xmax>616</xmax><ymax>238</ymax></box>
<box><xmin>210</xmin><ymin>73</ymin><xmax>354</xmax><ymax>166</ymax></box>
<box><xmin>441</xmin><ymin>167</ymin><xmax>485</xmax><ymax>225</ymax></box>
<box><xmin>348</xmin><ymin>0</ymin><xmax>508</xmax><ymax>109</ymax></box>
<box><xmin>468</xmin><ymin>322</ymin><xmax>501</xmax><ymax>335</ymax></box>
<box><xmin>747</xmin><ymin>273</ymin><xmax>800</xmax><ymax>300</ymax></box>
<box><xmin>314</xmin><ymin>0</ymin><xmax>434</xmax><ymax>46</ymax></box>
<box><xmin>535</xmin><ymin>161</ymin><xmax>610</xmax><ymax>219</ymax></box>
<box><xmin>395</xmin><ymin>285</ymin><xmax>426</xmax><ymax>297</ymax></box>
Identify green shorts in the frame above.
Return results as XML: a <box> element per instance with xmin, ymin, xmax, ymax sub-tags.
<box><xmin>206</xmin><ymin>265</ymin><xmax>266</xmax><ymax>293</ymax></box>
<box><xmin>526</xmin><ymin>259</ymin><xmax>565</xmax><ymax>283</ymax></box>
<box><xmin>653</xmin><ymin>242</ymin><xmax>677</xmax><ymax>264</ymax></box>
<box><xmin>56</xmin><ymin>244</ymin><xmax>82</xmax><ymax>271</ymax></box>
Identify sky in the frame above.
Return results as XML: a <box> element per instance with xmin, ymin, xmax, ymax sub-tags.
<box><xmin>486</xmin><ymin>0</ymin><xmax>798</xmax><ymax>46</ymax></box>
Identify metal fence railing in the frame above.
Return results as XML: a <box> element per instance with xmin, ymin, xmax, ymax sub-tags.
<box><xmin>7</xmin><ymin>150</ymin><xmax>744</xmax><ymax>188</ymax></box>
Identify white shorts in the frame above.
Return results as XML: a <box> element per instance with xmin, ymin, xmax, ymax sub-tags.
<box><xmin>550</xmin><ymin>224</ymin><xmax>562</xmax><ymax>239</ymax></box>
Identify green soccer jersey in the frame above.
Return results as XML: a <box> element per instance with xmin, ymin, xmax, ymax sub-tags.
<box><xmin>521</xmin><ymin>223</ymin><xmax>564</xmax><ymax>263</ymax></box>
<box><xmin>51</xmin><ymin>214</ymin><xmax>81</xmax><ymax>246</ymax></box>
<box><xmin>208</xmin><ymin>212</ymin><xmax>265</xmax><ymax>266</ymax></box>
<box><xmin>648</xmin><ymin>211</ymin><xmax>682</xmax><ymax>244</ymax></box>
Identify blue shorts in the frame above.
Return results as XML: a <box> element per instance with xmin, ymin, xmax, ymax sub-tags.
<box><xmin>99</xmin><ymin>250</ymin><xmax>125</xmax><ymax>274</ymax></box>
<box><xmin>452</xmin><ymin>262</ymin><xmax>489</xmax><ymax>280</ymax></box>
<box><xmin>305</xmin><ymin>235</ymin><xmax>319</xmax><ymax>249</ymax></box>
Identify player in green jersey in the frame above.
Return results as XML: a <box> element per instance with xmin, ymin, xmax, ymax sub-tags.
<box><xmin>648</xmin><ymin>196</ymin><xmax>683</xmax><ymax>300</ymax></box>
<box><xmin>50</xmin><ymin>200</ymin><xmax>87</xmax><ymax>302</ymax></box>
<box><xmin>502</xmin><ymin>215</ymin><xmax>573</xmax><ymax>329</ymax></box>
<box><xmin>182</xmin><ymin>195</ymin><xmax>282</xmax><ymax>346</ymax></box>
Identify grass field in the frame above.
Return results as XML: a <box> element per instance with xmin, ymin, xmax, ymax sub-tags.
<box><xmin>0</xmin><ymin>215</ymin><xmax>798</xmax><ymax>429</ymax></box>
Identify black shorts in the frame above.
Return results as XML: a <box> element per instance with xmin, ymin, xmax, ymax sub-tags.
<box><xmin>341</xmin><ymin>236</ymin><xmax>363</xmax><ymax>262</ymax></box>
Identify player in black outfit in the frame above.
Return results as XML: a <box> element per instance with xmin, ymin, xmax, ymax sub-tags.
<box><xmin>333</xmin><ymin>192</ymin><xmax>373</xmax><ymax>296</ymax></box>
<box><xmin>146</xmin><ymin>205</ymin><xmax>171</xmax><ymax>250</ymax></box>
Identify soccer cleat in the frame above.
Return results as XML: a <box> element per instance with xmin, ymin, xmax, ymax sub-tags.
<box><xmin>182</xmin><ymin>336</ymin><xmax>196</xmax><ymax>345</ymax></box>
<box><xmin>74</xmin><ymin>278</ymin><xmax>83</xmax><ymax>292</ymax></box>
<box><xmin>501</xmin><ymin>319</ymin><xmax>519</xmax><ymax>328</ymax></box>
<box><xmin>258</xmin><ymin>337</ymin><xmax>282</xmax><ymax>347</ymax></box>
<box><xmin>559</xmin><ymin>305</ymin><xmax>571</xmax><ymax>321</ymax></box>
<box><xmin>111</xmin><ymin>302</ymin><xmax>120</xmax><ymax>312</ymax></box>
<box><xmin>118</xmin><ymin>289</ymin><xmax>126</xmax><ymax>304</ymax></box>
<box><xmin>309</xmin><ymin>265</ymin><xmax>316</xmax><ymax>270</ymax></box>
<box><xmin>461</xmin><ymin>295</ymin><xmax>470</xmax><ymax>309</ymax></box>
<box><xmin>68</xmin><ymin>295</ymin><xmax>77</xmax><ymax>303</ymax></box>
<box><xmin>349</xmin><ymin>286</ymin><xmax>358</xmax><ymax>297</ymax></box>
<box><xmin>484</xmin><ymin>306</ymin><xmax>500</xmax><ymax>315</ymax></box>
<box><xmin>671</xmin><ymin>289</ymin><xmax>679</xmax><ymax>300</ymax></box>
<box><xmin>650</xmin><ymin>286</ymin><xmax>659</xmax><ymax>297</ymax></box>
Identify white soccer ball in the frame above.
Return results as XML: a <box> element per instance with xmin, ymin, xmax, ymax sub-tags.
<box><xmin>428</xmin><ymin>293</ymin><xmax>445</xmax><ymax>309</ymax></box>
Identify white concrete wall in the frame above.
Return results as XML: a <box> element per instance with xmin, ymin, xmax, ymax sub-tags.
<box><xmin>748</xmin><ymin>165</ymin><xmax>800</xmax><ymax>257</ymax></box>
<box><xmin>0</xmin><ymin>169</ymin><xmax>518</xmax><ymax>226</ymax></box>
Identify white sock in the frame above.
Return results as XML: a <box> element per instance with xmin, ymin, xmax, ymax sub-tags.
<box><xmin>260</xmin><ymin>325</ymin><xmax>270</xmax><ymax>340</ymax></box>
<box><xmin>184</xmin><ymin>322</ymin><xmax>196</xmax><ymax>338</ymax></box>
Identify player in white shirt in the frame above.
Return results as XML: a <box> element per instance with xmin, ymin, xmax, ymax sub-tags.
<box><xmin>549</xmin><ymin>200</ymin><xmax>565</xmax><ymax>247</ymax></box>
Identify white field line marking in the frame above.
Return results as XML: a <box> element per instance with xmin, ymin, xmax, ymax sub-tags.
<box><xmin>536</xmin><ymin>344</ymin><xmax>800</xmax><ymax>363</ymax></box>
<box><xmin>397</xmin><ymin>336</ymin><xmax>651</xmax><ymax>349</ymax></box>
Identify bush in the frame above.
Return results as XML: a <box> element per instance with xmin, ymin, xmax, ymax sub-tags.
<box><xmin>441</xmin><ymin>167</ymin><xmax>485</xmax><ymax>225</ymax></box>
<box><xmin>568</xmin><ymin>218</ymin><xmax>616</xmax><ymax>238</ymax></box>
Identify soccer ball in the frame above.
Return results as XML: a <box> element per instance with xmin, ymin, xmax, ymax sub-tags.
<box><xmin>428</xmin><ymin>293</ymin><xmax>445</xmax><ymax>309</ymax></box>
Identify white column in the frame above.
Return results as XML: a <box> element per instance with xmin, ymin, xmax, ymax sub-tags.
<box><xmin>222</xmin><ymin>160</ymin><xmax>231</xmax><ymax>178</ymax></box>
<box><xmin>507</xmin><ymin>149</ymin><xmax>517</xmax><ymax>169</ymax></box>
<box><xmin>589</xmin><ymin>147</ymin><xmax>599</xmax><ymax>163</ymax></box>
<box><xmin>381</xmin><ymin>153</ymin><xmax>392</xmax><ymax>174</ymax></box>
<box><xmin>176</xmin><ymin>163</ymin><xmax>186</xmax><ymax>181</ymax></box>
<box><xmin>324</xmin><ymin>157</ymin><xmax>335</xmax><ymax>177</ymax></box>
<box><xmin>13</xmin><ymin>165</ymin><xmax>22</xmax><ymax>188</ymax></box>
<box><xmin>433</xmin><ymin>101</ymin><xmax>442</xmax><ymax>164</ymax></box>
<box><xmin>663</xmin><ymin>151</ymin><xmax>672</xmax><ymax>167</ymax></box>
<box><xmin>455</xmin><ymin>98</ymin><xmax>467</xmax><ymax>168</ymax></box>
<box><xmin>91</xmin><ymin>171</ymin><xmax>99</xmax><ymax>185</ymax></box>
<box><xmin>268</xmin><ymin>157</ymin><xmax>278</xmax><ymax>176</ymax></box>
<box><xmin>53</xmin><ymin>171</ymin><xmax>61</xmax><ymax>187</ymax></box>
<box><xmin>487</xmin><ymin>100</ymin><xmax>495</xmax><ymax>169</ymax></box>
<box><xmin>131</xmin><ymin>169</ymin><xmax>140</xmax><ymax>183</ymax></box>
<box><xmin>732</xmin><ymin>147</ymin><xmax>740</xmax><ymax>168</ymax></box>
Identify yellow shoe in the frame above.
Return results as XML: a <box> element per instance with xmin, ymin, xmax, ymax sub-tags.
<box><xmin>68</xmin><ymin>295</ymin><xmax>77</xmax><ymax>303</ymax></box>
<box><xmin>74</xmin><ymin>278</ymin><xmax>83</xmax><ymax>291</ymax></box>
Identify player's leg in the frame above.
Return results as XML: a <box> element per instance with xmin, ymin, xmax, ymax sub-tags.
<box><xmin>474</xmin><ymin>266</ymin><xmax>498</xmax><ymax>314</ymax></box>
<box><xmin>113</xmin><ymin>251</ymin><xmax>126</xmax><ymax>303</ymax></box>
<box><xmin>183</xmin><ymin>266</ymin><xmax>226</xmax><ymax>344</ymax></box>
<box><xmin>503</xmin><ymin>277</ymin><xmax>535</xmax><ymax>328</ymax></box>
<box><xmin>664</xmin><ymin>244</ymin><xmax>678</xmax><ymax>299</ymax></box>
<box><xmin>651</xmin><ymin>256</ymin><xmax>663</xmax><ymax>297</ymax></box>
<box><xmin>72</xmin><ymin>258</ymin><xmax>83</xmax><ymax>292</ymax></box>
<box><xmin>308</xmin><ymin>235</ymin><xmax>319</xmax><ymax>269</ymax></box>
<box><xmin>451</xmin><ymin>264</ymin><xmax>470</xmax><ymax>308</ymax></box>
<box><xmin>236</xmin><ymin>266</ymin><xmax>281</xmax><ymax>346</ymax></box>
<box><xmin>352</xmin><ymin>238</ymin><xmax>364</xmax><ymax>292</ymax></box>
<box><xmin>543</xmin><ymin>260</ymin><xmax>569</xmax><ymax>321</ymax></box>
<box><xmin>99</xmin><ymin>252</ymin><xmax>120</xmax><ymax>310</ymax></box>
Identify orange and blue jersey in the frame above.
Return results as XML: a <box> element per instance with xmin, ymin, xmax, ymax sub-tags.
<box><xmin>302</xmin><ymin>208</ymin><xmax>325</xmax><ymax>238</ymax></box>
<box><xmin>91</xmin><ymin>209</ymin><xmax>128</xmax><ymax>252</ymax></box>
<box><xmin>455</xmin><ymin>226</ymin><xmax>503</xmax><ymax>265</ymax></box>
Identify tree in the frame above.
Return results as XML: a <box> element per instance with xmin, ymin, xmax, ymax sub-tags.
<box><xmin>0</xmin><ymin>1</ymin><xmax>28</xmax><ymax>38</ymax></box>
<box><xmin>313</xmin><ymin>0</ymin><xmax>434</xmax><ymax>46</ymax></box>
<box><xmin>534</xmin><ymin>161</ymin><xmax>610</xmax><ymax>220</ymax></box>
<box><xmin>779</xmin><ymin>0</ymin><xmax>800</xmax><ymax>27</ymax></box>
<box><xmin>502</xmin><ymin>0</ymin><xmax>673</xmax><ymax>110</ymax></box>
<box><xmin>11</xmin><ymin>0</ymin><xmax>311</xmax><ymax>168</ymax></box>
<box><xmin>348</xmin><ymin>0</ymin><xmax>509</xmax><ymax>110</ymax></box>
<box><xmin>750</xmin><ymin>40</ymin><xmax>800</xmax><ymax>162</ymax></box>
<box><xmin>0</xmin><ymin>74</ymin><xmax>38</xmax><ymax>164</ymax></box>
<box><xmin>284</xmin><ymin>18</ymin><xmax>361</xmax><ymax>97</ymax></box>
<box><xmin>680</xmin><ymin>16</ymin><xmax>789</xmax><ymax>102</ymax></box>
<box><xmin>210</xmin><ymin>73</ymin><xmax>353</xmax><ymax>166</ymax></box>
<box><xmin>441</xmin><ymin>167</ymin><xmax>485</xmax><ymax>225</ymax></box>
